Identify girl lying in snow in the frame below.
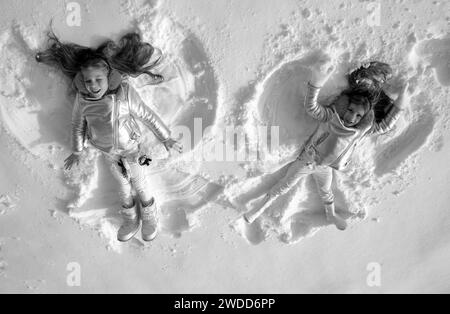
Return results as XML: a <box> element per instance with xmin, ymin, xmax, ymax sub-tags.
<box><xmin>36</xmin><ymin>32</ymin><xmax>183</xmax><ymax>242</ymax></box>
<box><xmin>243</xmin><ymin>56</ymin><xmax>410</xmax><ymax>230</ymax></box>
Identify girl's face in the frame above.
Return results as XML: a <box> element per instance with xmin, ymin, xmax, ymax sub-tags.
<box><xmin>81</xmin><ymin>66</ymin><xmax>109</xmax><ymax>99</ymax></box>
<box><xmin>336</xmin><ymin>95</ymin><xmax>365</xmax><ymax>127</ymax></box>
<box><xmin>342</xmin><ymin>103</ymin><xmax>365</xmax><ymax>127</ymax></box>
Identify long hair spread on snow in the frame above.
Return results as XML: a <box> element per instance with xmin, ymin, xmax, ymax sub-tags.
<box><xmin>97</xmin><ymin>33</ymin><xmax>163</xmax><ymax>82</ymax></box>
<box><xmin>36</xmin><ymin>30</ymin><xmax>163</xmax><ymax>83</ymax></box>
<box><xmin>348</xmin><ymin>61</ymin><xmax>394</xmax><ymax>123</ymax></box>
<box><xmin>348</xmin><ymin>61</ymin><xmax>393</xmax><ymax>92</ymax></box>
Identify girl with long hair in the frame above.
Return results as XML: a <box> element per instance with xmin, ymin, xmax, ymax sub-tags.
<box><xmin>242</xmin><ymin>56</ymin><xmax>410</xmax><ymax>230</ymax></box>
<box><xmin>36</xmin><ymin>31</ymin><xmax>183</xmax><ymax>242</ymax></box>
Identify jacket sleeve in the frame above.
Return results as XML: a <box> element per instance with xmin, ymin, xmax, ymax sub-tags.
<box><xmin>304</xmin><ymin>82</ymin><xmax>333</xmax><ymax>122</ymax></box>
<box><xmin>128</xmin><ymin>85</ymin><xmax>171</xmax><ymax>143</ymax></box>
<box><xmin>71</xmin><ymin>93</ymin><xmax>87</xmax><ymax>154</ymax></box>
<box><xmin>369</xmin><ymin>105</ymin><xmax>402</xmax><ymax>135</ymax></box>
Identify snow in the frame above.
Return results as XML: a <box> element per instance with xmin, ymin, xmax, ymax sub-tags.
<box><xmin>0</xmin><ymin>0</ymin><xmax>449</xmax><ymax>293</ymax></box>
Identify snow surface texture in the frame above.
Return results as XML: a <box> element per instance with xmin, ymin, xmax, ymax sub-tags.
<box><xmin>0</xmin><ymin>0</ymin><xmax>449</xmax><ymax>293</ymax></box>
<box><xmin>223</xmin><ymin>8</ymin><xmax>450</xmax><ymax>244</ymax></box>
<box><xmin>0</xmin><ymin>3</ymin><xmax>224</xmax><ymax>251</ymax></box>
<box><xmin>0</xmin><ymin>0</ymin><xmax>448</xmax><ymax>247</ymax></box>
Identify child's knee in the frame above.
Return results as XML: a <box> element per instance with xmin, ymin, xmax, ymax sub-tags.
<box><xmin>122</xmin><ymin>196</ymin><xmax>135</xmax><ymax>208</ymax></box>
<box><xmin>141</xmin><ymin>197</ymin><xmax>155</xmax><ymax>207</ymax></box>
<box><xmin>134</xmin><ymin>184</ymin><xmax>151</xmax><ymax>201</ymax></box>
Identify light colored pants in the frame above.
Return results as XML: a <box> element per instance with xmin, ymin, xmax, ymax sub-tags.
<box><xmin>105</xmin><ymin>152</ymin><xmax>153</xmax><ymax>207</ymax></box>
<box><xmin>268</xmin><ymin>158</ymin><xmax>334</xmax><ymax>205</ymax></box>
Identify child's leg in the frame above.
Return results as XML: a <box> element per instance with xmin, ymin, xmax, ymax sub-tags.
<box><xmin>125</xmin><ymin>158</ymin><xmax>159</xmax><ymax>241</ymax></box>
<box><xmin>311</xmin><ymin>166</ymin><xmax>347</xmax><ymax>230</ymax></box>
<box><xmin>268</xmin><ymin>159</ymin><xmax>313</xmax><ymax>198</ymax></box>
<box><xmin>244</xmin><ymin>159</ymin><xmax>313</xmax><ymax>223</ymax></box>
<box><xmin>311</xmin><ymin>165</ymin><xmax>334</xmax><ymax>205</ymax></box>
<box><xmin>125</xmin><ymin>159</ymin><xmax>154</xmax><ymax>206</ymax></box>
<box><xmin>108</xmin><ymin>160</ymin><xmax>135</xmax><ymax>207</ymax></box>
<box><xmin>107</xmin><ymin>158</ymin><xmax>140</xmax><ymax>241</ymax></box>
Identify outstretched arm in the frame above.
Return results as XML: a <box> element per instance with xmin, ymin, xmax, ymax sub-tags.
<box><xmin>304</xmin><ymin>83</ymin><xmax>334</xmax><ymax>122</ymax></box>
<box><xmin>371</xmin><ymin>82</ymin><xmax>410</xmax><ymax>135</ymax></box>
<box><xmin>128</xmin><ymin>85</ymin><xmax>183</xmax><ymax>153</ymax></box>
<box><xmin>305</xmin><ymin>53</ymin><xmax>336</xmax><ymax>122</ymax></box>
<box><xmin>65</xmin><ymin>94</ymin><xmax>86</xmax><ymax>170</ymax></box>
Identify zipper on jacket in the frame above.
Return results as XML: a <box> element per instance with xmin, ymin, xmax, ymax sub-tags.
<box><xmin>331</xmin><ymin>130</ymin><xmax>368</xmax><ymax>168</ymax></box>
<box><xmin>112</xmin><ymin>95</ymin><xmax>119</xmax><ymax>150</ymax></box>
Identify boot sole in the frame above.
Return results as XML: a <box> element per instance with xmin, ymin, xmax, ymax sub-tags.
<box><xmin>243</xmin><ymin>214</ymin><xmax>253</xmax><ymax>224</ymax></box>
<box><xmin>117</xmin><ymin>226</ymin><xmax>140</xmax><ymax>242</ymax></box>
<box><xmin>142</xmin><ymin>231</ymin><xmax>158</xmax><ymax>242</ymax></box>
<box><xmin>326</xmin><ymin>216</ymin><xmax>347</xmax><ymax>231</ymax></box>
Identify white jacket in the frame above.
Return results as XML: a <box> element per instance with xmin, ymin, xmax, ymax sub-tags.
<box><xmin>301</xmin><ymin>83</ymin><xmax>401</xmax><ymax>170</ymax></box>
<box><xmin>71</xmin><ymin>79</ymin><xmax>171</xmax><ymax>156</ymax></box>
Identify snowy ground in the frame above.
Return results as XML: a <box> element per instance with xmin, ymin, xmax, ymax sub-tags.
<box><xmin>0</xmin><ymin>0</ymin><xmax>449</xmax><ymax>293</ymax></box>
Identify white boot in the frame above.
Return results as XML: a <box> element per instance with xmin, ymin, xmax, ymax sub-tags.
<box><xmin>141</xmin><ymin>199</ymin><xmax>159</xmax><ymax>242</ymax></box>
<box><xmin>117</xmin><ymin>203</ymin><xmax>140</xmax><ymax>242</ymax></box>
<box><xmin>243</xmin><ymin>195</ymin><xmax>272</xmax><ymax>224</ymax></box>
<box><xmin>325</xmin><ymin>202</ymin><xmax>347</xmax><ymax>231</ymax></box>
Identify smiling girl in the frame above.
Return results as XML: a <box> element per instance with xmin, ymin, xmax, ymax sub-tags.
<box><xmin>242</xmin><ymin>55</ymin><xmax>410</xmax><ymax>229</ymax></box>
<box><xmin>36</xmin><ymin>32</ymin><xmax>182</xmax><ymax>242</ymax></box>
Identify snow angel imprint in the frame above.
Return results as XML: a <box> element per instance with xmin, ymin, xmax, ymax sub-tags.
<box><xmin>241</xmin><ymin>55</ymin><xmax>411</xmax><ymax>230</ymax></box>
<box><xmin>36</xmin><ymin>31</ymin><xmax>183</xmax><ymax>242</ymax></box>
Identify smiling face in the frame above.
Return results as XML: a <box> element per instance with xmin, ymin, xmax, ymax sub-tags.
<box><xmin>342</xmin><ymin>103</ymin><xmax>366</xmax><ymax>127</ymax></box>
<box><xmin>335</xmin><ymin>93</ymin><xmax>369</xmax><ymax>127</ymax></box>
<box><xmin>81</xmin><ymin>66</ymin><xmax>109</xmax><ymax>99</ymax></box>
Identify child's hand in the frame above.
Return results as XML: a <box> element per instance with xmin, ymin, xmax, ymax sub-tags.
<box><xmin>64</xmin><ymin>153</ymin><xmax>81</xmax><ymax>170</ymax></box>
<box><xmin>164</xmin><ymin>138</ymin><xmax>183</xmax><ymax>154</ymax></box>
<box><xmin>309</xmin><ymin>53</ymin><xmax>336</xmax><ymax>87</ymax></box>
